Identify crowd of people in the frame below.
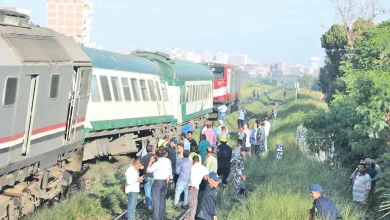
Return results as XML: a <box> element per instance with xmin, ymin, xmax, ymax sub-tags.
<box><xmin>125</xmin><ymin>99</ymin><xmax>379</xmax><ymax>220</ymax></box>
<box><xmin>125</xmin><ymin>104</ymin><xmax>278</xmax><ymax>220</ymax></box>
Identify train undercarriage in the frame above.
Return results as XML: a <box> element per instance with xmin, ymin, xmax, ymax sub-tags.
<box><xmin>0</xmin><ymin>115</ymin><xmax>208</xmax><ymax>220</ymax></box>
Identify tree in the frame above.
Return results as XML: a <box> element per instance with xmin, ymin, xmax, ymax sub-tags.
<box><xmin>329</xmin><ymin>0</ymin><xmax>384</xmax><ymax>48</ymax></box>
<box><xmin>306</xmin><ymin>20</ymin><xmax>390</xmax><ymax>167</ymax></box>
<box><xmin>298</xmin><ymin>74</ymin><xmax>315</xmax><ymax>90</ymax></box>
<box><xmin>318</xmin><ymin>24</ymin><xmax>348</xmax><ymax>103</ymax></box>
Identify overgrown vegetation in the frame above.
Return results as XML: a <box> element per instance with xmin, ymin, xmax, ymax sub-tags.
<box><xmin>216</xmin><ymin>85</ymin><xmax>366</xmax><ymax>219</ymax></box>
<box><xmin>306</xmin><ymin>18</ymin><xmax>390</xmax><ymax>217</ymax></box>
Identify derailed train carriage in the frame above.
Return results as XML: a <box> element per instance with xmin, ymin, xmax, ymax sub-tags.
<box><xmin>0</xmin><ymin>10</ymin><xmax>92</xmax><ymax>219</ymax></box>
<box><xmin>81</xmin><ymin>50</ymin><xmax>214</xmax><ymax>160</ymax></box>
<box><xmin>0</xmin><ymin>10</ymin><xmax>215</xmax><ymax>219</ymax></box>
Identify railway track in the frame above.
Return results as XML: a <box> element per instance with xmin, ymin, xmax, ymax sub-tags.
<box><xmin>113</xmin><ymin>197</ymin><xmax>189</xmax><ymax>220</ymax></box>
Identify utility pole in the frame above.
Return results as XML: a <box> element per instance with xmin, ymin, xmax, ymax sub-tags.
<box><xmin>295</xmin><ymin>82</ymin><xmax>299</xmax><ymax>103</ymax></box>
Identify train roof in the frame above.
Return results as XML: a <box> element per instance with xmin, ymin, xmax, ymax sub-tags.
<box><xmin>82</xmin><ymin>48</ymin><xmax>161</xmax><ymax>76</ymax></box>
<box><xmin>132</xmin><ymin>52</ymin><xmax>214</xmax><ymax>82</ymax></box>
<box><xmin>0</xmin><ymin>9</ymin><xmax>91</xmax><ymax>66</ymax></box>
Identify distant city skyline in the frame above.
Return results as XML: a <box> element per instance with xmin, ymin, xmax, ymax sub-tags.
<box><xmin>1</xmin><ymin>0</ymin><xmax>390</xmax><ymax>65</ymax></box>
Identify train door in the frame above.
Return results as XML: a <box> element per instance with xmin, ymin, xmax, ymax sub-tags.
<box><xmin>21</xmin><ymin>75</ymin><xmax>39</xmax><ymax>156</ymax></box>
<box><xmin>64</xmin><ymin>67</ymin><xmax>85</xmax><ymax>143</ymax></box>
<box><xmin>155</xmin><ymin>80</ymin><xmax>166</xmax><ymax>116</ymax></box>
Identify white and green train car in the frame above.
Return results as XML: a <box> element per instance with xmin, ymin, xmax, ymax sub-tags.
<box><xmin>81</xmin><ymin>48</ymin><xmax>174</xmax><ymax>160</ymax></box>
<box><xmin>134</xmin><ymin>52</ymin><xmax>214</xmax><ymax>130</ymax></box>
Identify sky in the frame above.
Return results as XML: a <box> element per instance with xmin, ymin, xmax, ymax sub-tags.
<box><xmin>1</xmin><ymin>0</ymin><xmax>389</xmax><ymax>65</ymax></box>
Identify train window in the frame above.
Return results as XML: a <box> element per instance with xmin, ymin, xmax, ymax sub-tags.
<box><xmin>130</xmin><ymin>78</ymin><xmax>141</xmax><ymax>101</ymax></box>
<box><xmin>155</xmin><ymin>81</ymin><xmax>162</xmax><ymax>101</ymax></box>
<box><xmin>203</xmin><ymin>85</ymin><xmax>205</xmax><ymax>99</ymax></box>
<box><xmin>204</xmin><ymin>85</ymin><xmax>207</xmax><ymax>99</ymax></box>
<box><xmin>185</xmin><ymin>86</ymin><xmax>190</xmax><ymax>103</ymax></box>
<box><xmin>121</xmin><ymin>78</ymin><xmax>132</xmax><ymax>101</ymax></box>
<box><xmin>99</xmin><ymin>76</ymin><xmax>112</xmax><ymax>101</ymax></box>
<box><xmin>197</xmin><ymin>85</ymin><xmax>201</xmax><ymax>101</ymax></box>
<box><xmin>147</xmin><ymin>80</ymin><xmax>157</xmax><ymax>101</ymax></box>
<box><xmin>180</xmin><ymin>86</ymin><xmax>185</xmax><ymax>103</ymax></box>
<box><xmin>90</xmin><ymin>75</ymin><xmax>101</xmax><ymax>102</ymax></box>
<box><xmin>190</xmin><ymin>85</ymin><xmax>194</xmax><ymax>102</ymax></box>
<box><xmin>111</xmin><ymin>77</ymin><xmax>122</xmax><ymax>102</ymax></box>
<box><xmin>160</xmin><ymin>82</ymin><xmax>169</xmax><ymax>101</ymax></box>
<box><xmin>212</xmin><ymin>67</ymin><xmax>224</xmax><ymax>79</ymax></box>
<box><xmin>139</xmin><ymin>79</ymin><xmax>149</xmax><ymax>101</ymax></box>
<box><xmin>49</xmin><ymin>74</ymin><xmax>60</xmax><ymax>99</ymax></box>
<box><xmin>80</xmin><ymin>70</ymin><xmax>91</xmax><ymax>97</ymax></box>
<box><xmin>3</xmin><ymin>77</ymin><xmax>18</xmax><ymax>106</ymax></box>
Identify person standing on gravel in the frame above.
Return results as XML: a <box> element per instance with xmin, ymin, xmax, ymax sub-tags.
<box><xmin>147</xmin><ymin>149</ymin><xmax>173</xmax><ymax>220</ymax></box>
<box><xmin>188</xmin><ymin>155</ymin><xmax>209</xmax><ymax>220</ymax></box>
<box><xmin>174</xmin><ymin>150</ymin><xmax>192</xmax><ymax>209</ymax></box>
<box><xmin>125</xmin><ymin>159</ymin><xmax>144</xmax><ymax>220</ymax></box>
<box><xmin>141</xmin><ymin>145</ymin><xmax>155</xmax><ymax>210</ymax></box>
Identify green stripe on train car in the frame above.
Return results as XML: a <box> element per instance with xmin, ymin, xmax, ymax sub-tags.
<box><xmin>180</xmin><ymin>104</ymin><xmax>213</xmax><ymax>122</ymax></box>
<box><xmin>82</xmin><ymin>115</ymin><xmax>174</xmax><ymax>140</ymax></box>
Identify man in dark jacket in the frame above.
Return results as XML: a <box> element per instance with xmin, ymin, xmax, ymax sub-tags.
<box><xmin>166</xmin><ymin>137</ymin><xmax>178</xmax><ymax>195</ymax></box>
<box><xmin>196</xmin><ymin>172</ymin><xmax>220</xmax><ymax>220</ymax></box>
<box><xmin>166</xmin><ymin>137</ymin><xmax>178</xmax><ymax>170</ymax></box>
<box><xmin>307</xmin><ymin>184</ymin><xmax>342</xmax><ymax>220</ymax></box>
<box><xmin>217</xmin><ymin>136</ymin><xmax>232</xmax><ymax>188</ymax></box>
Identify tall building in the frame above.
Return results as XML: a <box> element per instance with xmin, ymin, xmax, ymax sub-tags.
<box><xmin>166</xmin><ymin>47</ymin><xmax>186</xmax><ymax>60</ymax></box>
<box><xmin>230</xmin><ymin>53</ymin><xmax>248</xmax><ymax>65</ymax></box>
<box><xmin>46</xmin><ymin>0</ymin><xmax>97</xmax><ymax>47</ymax></box>
<box><xmin>275</xmin><ymin>63</ymin><xmax>291</xmax><ymax>75</ymax></box>
<box><xmin>0</xmin><ymin>7</ymin><xmax>31</xmax><ymax>16</ymax></box>
<box><xmin>186</xmin><ymin>51</ymin><xmax>201</xmax><ymax>63</ymax></box>
<box><xmin>310</xmin><ymin>57</ymin><xmax>320</xmax><ymax>71</ymax></box>
<box><xmin>200</xmin><ymin>51</ymin><xmax>213</xmax><ymax>62</ymax></box>
<box><xmin>214</xmin><ymin>52</ymin><xmax>229</xmax><ymax>64</ymax></box>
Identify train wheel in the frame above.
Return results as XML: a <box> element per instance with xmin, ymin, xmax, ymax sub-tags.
<box><xmin>78</xmin><ymin>174</ymin><xmax>91</xmax><ymax>190</ymax></box>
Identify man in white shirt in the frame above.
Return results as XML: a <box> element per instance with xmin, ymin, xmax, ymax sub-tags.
<box><xmin>188</xmin><ymin>155</ymin><xmax>209</xmax><ymax>220</ymax></box>
<box><xmin>147</xmin><ymin>149</ymin><xmax>173</xmax><ymax>220</ymax></box>
<box><xmin>218</xmin><ymin>103</ymin><xmax>228</xmax><ymax>122</ymax></box>
<box><xmin>125</xmin><ymin>159</ymin><xmax>144</xmax><ymax>220</ymax></box>
<box><xmin>263</xmin><ymin>117</ymin><xmax>271</xmax><ymax>152</ymax></box>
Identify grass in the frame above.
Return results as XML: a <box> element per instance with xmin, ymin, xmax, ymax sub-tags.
<box><xmin>215</xmin><ymin>83</ymin><xmax>366</xmax><ymax>220</ymax></box>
